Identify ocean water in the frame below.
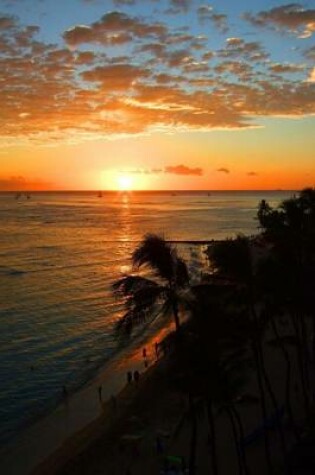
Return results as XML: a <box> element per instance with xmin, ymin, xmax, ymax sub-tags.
<box><xmin>0</xmin><ymin>190</ymin><xmax>292</xmax><ymax>448</ymax></box>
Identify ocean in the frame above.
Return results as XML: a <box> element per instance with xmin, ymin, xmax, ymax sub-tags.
<box><xmin>0</xmin><ymin>190</ymin><xmax>292</xmax><ymax>448</ymax></box>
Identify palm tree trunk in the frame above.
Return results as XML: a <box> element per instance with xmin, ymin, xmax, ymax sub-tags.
<box><xmin>298</xmin><ymin>311</ymin><xmax>311</xmax><ymax>392</ymax></box>
<box><xmin>270</xmin><ymin>315</ymin><xmax>300</xmax><ymax>441</ymax></box>
<box><xmin>231</xmin><ymin>406</ymin><xmax>251</xmax><ymax>475</ymax></box>
<box><xmin>290</xmin><ymin>311</ymin><xmax>311</xmax><ymax>418</ymax></box>
<box><xmin>207</xmin><ymin>398</ymin><xmax>219</xmax><ymax>475</ymax></box>
<box><xmin>252</xmin><ymin>342</ymin><xmax>274</xmax><ymax>474</ymax></box>
<box><xmin>257</xmin><ymin>341</ymin><xmax>287</xmax><ymax>458</ymax></box>
<box><xmin>188</xmin><ymin>394</ymin><xmax>197</xmax><ymax>475</ymax></box>
<box><xmin>249</xmin><ymin>300</ymin><xmax>274</xmax><ymax>473</ymax></box>
<box><xmin>172</xmin><ymin>297</ymin><xmax>181</xmax><ymax>332</ymax></box>
<box><xmin>225</xmin><ymin>406</ymin><xmax>243</xmax><ymax>475</ymax></box>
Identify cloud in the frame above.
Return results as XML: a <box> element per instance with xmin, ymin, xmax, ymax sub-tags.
<box><xmin>307</xmin><ymin>66</ymin><xmax>315</xmax><ymax>82</ymax></box>
<box><xmin>244</xmin><ymin>4</ymin><xmax>315</xmax><ymax>38</ymax></box>
<box><xmin>269</xmin><ymin>62</ymin><xmax>305</xmax><ymax>73</ymax></box>
<box><xmin>247</xmin><ymin>171</ymin><xmax>258</xmax><ymax>176</ymax></box>
<box><xmin>304</xmin><ymin>45</ymin><xmax>315</xmax><ymax>60</ymax></box>
<box><xmin>63</xmin><ymin>11</ymin><xmax>167</xmax><ymax>46</ymax></box>
<box><xmin>216</xmin><ymin>168</ymin><xmax>230</xmax><ymax>174</ymax></box>
<box><xmin>1</xmin><ymin>10</ymin><xmax>315</xmax><ymax>146</ymax></box>
<box><xmin>219</xmin><ymin>38</ymin><xmax>268</xmax><ymax>62</ymax></box>
<box><xmin>0</xmin><ymin>15</ymin><xmax>16</xmax><ymax>29</ymax></box>
<box><xmin>164</xmin><ymin>0</ymin><xmax>192</xmax><ymax>14</ymax></box>
<box><xmin>197</xmin><ymin>6</ymin><xmax>228</xmax><ymax>33</ymax></box>
<box><xmin>165</xmin><ymin>165</ymin><xmax>203</xmax><ymax>176</ymax></box>
<box><xmin>171</xmin><ymin>0</ymin><xmax>191</xmax><ymax>8</ymax></box>
<box><xmin>81</xmin><ymin>64</ymin><xmax>149</xmax><ymax>90</ymax></box>
<box><xmin>113</xmin><ymin>0</ymin><xmax>136</xmax><ymax>5</ymax></box>
<box><xmin>127</xmin><ymin>168</ymin><xmax>163</xmax><ymax>174</ymax></box>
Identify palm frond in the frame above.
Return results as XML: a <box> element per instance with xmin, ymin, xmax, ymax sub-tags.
<box><xmin>132</xmin><ymin>234</ymin><xmax>177</xmax><ymax>282</ymax></box>
<box><xmin>175</xmin><ymin>256</ymin><xmax>190</xmax><ymax>287</ymax></box>
<box><xmin>113</xmin><ymin>275</ymin><xmax>159</xmax><ymax>295</ymax></box>
<box><xmin>115</xmin><ymin>308</ymin><xmax>147</xmax><ymax>337</ymax></box>
<box><xmin>113</xmin><ymin>275</ymin><xmax>168</xmax><ymax>337</ymax></box>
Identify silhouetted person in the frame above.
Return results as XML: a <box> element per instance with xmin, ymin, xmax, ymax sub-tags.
<box><xmin>127</xmin><ymin>371</ymin><xmax>132</xmax><ymax>384</ymax></box>
<box><xmin>142</xmin><ymin>347</ymin><xmax>148</xmax><ymax>368</ymax></box>
<box><xmin>98</xmin><ymin>385</ymin><xmax>102</xmax><ymax>402</ymax></box>
<box><xmin>133</xmin><ymin>370</ymin><xmax>140</xmax><ymax>384</ymax></box>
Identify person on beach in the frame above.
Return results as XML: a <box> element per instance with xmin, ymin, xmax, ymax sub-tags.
<box><xmin>133</xmin><ymin>370</ymin><xmax>140</xmax><ymax>384</ymax></box>
<box><xmin>127</xmin><ymin>370</ymin><xmax>133</xmax><ymax>384</ymax></box>
<box><xmin>98</xmin><ymin>385</ymin><xmax>102</xmax><ymax>403</ymax></box>
<box><xmin>142</xmin><ymin>347</ymin><xmax>148</xmax><ymax>368</ymax></box>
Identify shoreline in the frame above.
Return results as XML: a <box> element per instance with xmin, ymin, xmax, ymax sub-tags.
<box><xmin>0</xmin><ymin>318</ymin><xmax>175</xmax><ymax>475</ymax></box>
<box><xmin>32</xmin><ymin>353</ymin><xmax>173</xmax><ymax>475</ymax></box>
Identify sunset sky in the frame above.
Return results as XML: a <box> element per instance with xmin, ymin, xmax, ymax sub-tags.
<box><xmin>0</xmin><ymin>0</ymin><xmax>314</xmax><ymax>191</ymax></box>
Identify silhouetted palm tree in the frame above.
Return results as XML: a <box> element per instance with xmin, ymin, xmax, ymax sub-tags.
<box><xmin>207</xmin><ymin>235</ymin><xmax>287</xmax><ymax>470</ymax></box>
<box><xmin>257</xmin><ymin>188</ymin><xmax>315</xmax><ymax>418</ymax></box>
<box><xmin>113</xmin><ymin>234</ymin><xmax>190</xmax><ymax>336</ymax></box>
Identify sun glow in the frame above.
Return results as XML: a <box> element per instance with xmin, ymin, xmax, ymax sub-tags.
<box><xmin>117</xmin><ymin>174</ymin><xmax>133</xmax><ymax>191</ymax></box>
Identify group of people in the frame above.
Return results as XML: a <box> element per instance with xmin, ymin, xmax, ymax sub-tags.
<box><xmin>125</xmin><ymin>343</ymin><xmax>159</xmax><ymax>384</ymax></box>
<box><xmin>126</xmin><ymin>369</ymin><xmax>140</xmax><ymax>384</ymax></box>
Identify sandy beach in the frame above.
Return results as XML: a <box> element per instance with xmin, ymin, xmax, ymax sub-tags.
<box><xmin>0</xmin><ymin>318</ymin><xmax>175</xmax><ymax>475</ymax></box>
<box><xmin>24</xmin><ymin>322</ymin><xmax>307</xmax><ymax>475</ymax></box>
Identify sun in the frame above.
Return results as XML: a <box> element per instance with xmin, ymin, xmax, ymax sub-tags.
<box><xmin>117</xmin><ymin>174</ymin><xmax>133</xmax><ymax>191</ymax></box>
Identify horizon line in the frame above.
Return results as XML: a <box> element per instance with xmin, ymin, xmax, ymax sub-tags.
<box><xmin>0</xmin><ymin>188</ymin><xmax>298</xmax><ymax>193</ymax></box>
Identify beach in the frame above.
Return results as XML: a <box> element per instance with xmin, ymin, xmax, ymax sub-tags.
<box><xmin>27</xmin><ymin>321</ymin><xmax>306</xmax><ymax>475</ymax></box>
<box><xmin>0</xmin><ymin>318</ymin><xmax>175</xmax><ymax>475</ymax></box>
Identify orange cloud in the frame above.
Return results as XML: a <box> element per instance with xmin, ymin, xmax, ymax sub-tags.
<box><xmin>81</xmin><ymin>64</ymin><xmax>149</xmax><ymax>91</ymax></box>
<box><xmin>63</xmin><ymin>11</ymin><xmax>167</xmax><ymax>46</ymax></box>
<box><xmin>0</xmin><ymin>11</ymin><xmax>314</xmax><ymax>146</ymax></box>
<box><xmin>244</xmin><ymin>4</ymin><xmax>315</xmax><ymax>38</ymax></box>
<box><xmin>165</xmin><ymin>165</ymin><xmax>203</xmax><ymax>176</ymax></box>
<box><xmin>269</xmin><ymin>62</ymin><xmax>305</xmax><ymax>73</ymax></box>
<box><xmin>217</xmin><ymin>168</ymin><xmax>230</xmax><ymax>174</ymax></box>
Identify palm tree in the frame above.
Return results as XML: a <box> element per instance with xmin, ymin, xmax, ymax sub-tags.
<box><xmin>113</xmin><ymin>234</ymin><xmax>190</xmax><ymax>337</ymax></box>
<box><xmin>257</xmin><ymin>189</ymin><xmax>315</xmax><ymax>419</ymax></box>
<box><xmin>207</xmin><ymin>235</ymin><xmax>287</xmax><ymax>470</ymax></box>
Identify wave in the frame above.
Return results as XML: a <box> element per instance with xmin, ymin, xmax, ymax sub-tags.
<box><xmin>0</xmin><ymin>266</ymin><xmax>27</xmax><ymax>276</ymax></box>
